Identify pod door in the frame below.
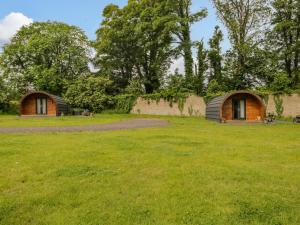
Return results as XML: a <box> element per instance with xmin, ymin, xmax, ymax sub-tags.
<box><xmin>232</xmin><ymin>98</ymin><xmax>246</xmax><ymax>120</ymax></box>
<box><xmin>36</xmin><ymin>97</ymin><xmax>47</xmax><ymax>115</ymax></box>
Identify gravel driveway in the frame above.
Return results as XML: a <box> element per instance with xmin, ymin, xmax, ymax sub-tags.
<box><xmin>0</xmin><ymin>118</ymin><xmax>169</xmax><ymax>134</ymax></box>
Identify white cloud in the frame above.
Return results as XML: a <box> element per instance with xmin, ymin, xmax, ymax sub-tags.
<box><xmin>0</xmin><ymin>12</ymin><xmax>33</xmax><ymax>46</ymax></box>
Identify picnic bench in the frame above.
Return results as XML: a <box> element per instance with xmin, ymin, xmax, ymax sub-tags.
<box><xmin>293</xmin><ymin>115</ymin><xmax>300</xmax><ymax>124</ymax></box>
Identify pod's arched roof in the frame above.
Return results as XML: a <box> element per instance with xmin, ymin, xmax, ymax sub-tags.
<box><xmin>206</xmin><ymin>90</ymin><xmax>265</xmax><ymax>121</ymax></box>
<box><xmin>20</xmin><ymin>91</ymin><xmax>69</xmax><ymax>115</ymax></box>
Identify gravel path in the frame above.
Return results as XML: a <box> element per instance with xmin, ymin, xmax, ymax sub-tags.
<box><xmin>0</xmin><ymin>119</ymin><xmax>169</xmax><ymax>134</ymax></box>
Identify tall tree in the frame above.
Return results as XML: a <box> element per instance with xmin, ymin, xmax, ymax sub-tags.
<box><xmin>172</xmin><ymin>0</ymin><xmax>207</xmax><ymax>82</ymax></box>
<box><xmin>94</xmin><ymin>4</ymin><xmax>138</xmax><ymax>90</ymax></box>
<box><xmin>134</xmin><ymin>0</ymin><xmax>174</xmax><ymax>93</ymax></box>
<box><xmin>271</xmin><ymin>0</ymin><xmax>300</xmax><ymax>88</ymax></box>
<box><xmin>195</xmin><ymin>40</ymin><xmax>207</xmax><ymax>95</ymax></box>
<box><xmin>95</xmin><ymin>0</ymin><xmax>175</xmax><ymax>93</ymax></box>
<box><xmin>0</xmin><ymin>22</ymin><xmax>91</xmax><ymax>96</ymax></box>
<box><xmin>0</xmin><ymin>70</ymin><xmax>8</xmax><ymax>110</ymax></box>
<box><xmin>212</xmin><ymin>0</ymin><xmax>270</xmax><ymax>89</ymax></box>
<box><xmin>207</xmin><ymin>26</ymin><xmax>223</xmax><ymax>83</ymax></box>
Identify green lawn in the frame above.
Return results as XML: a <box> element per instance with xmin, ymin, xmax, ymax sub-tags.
<box><xmin>0</xmin><ymin>114</ymin><xmax>137</xmax><ymax>127</ymax></box>
<box><xmin>0</xmin><ymin>115</ymin><xmax>299</xmax><ymax>225</ymax></box>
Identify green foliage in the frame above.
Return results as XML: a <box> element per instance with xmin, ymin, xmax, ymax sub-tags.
<box><xmin>0</xmin><ymin>72</ymin><xmax>17</xmax><ymax>114</ymax></box>
<box><xmin>212</xmin><ymin>0</ymin><xmax>270</xmax><ymax>90</ymax></box>
<box><xmin>0</xmin><ymin>22</ymin><xmax>91</xmax><ymax>97</ymax></box>
<box><xmin>188</xmin><ymin>105</ymin><xmax>194</xmax><ymax>116</ymax></box>
<box><xmin>177</xmin><ymin>97</ymin><xmax>185</xmax><ymax>115</ymax></box>
<box><xmin>208</xmin><ymin>26</ymin><xmax>223</xmax><ymax>83</ymax></box>
<box><xmin>255</xmin><ymin>87</ymin><xmax>271</xmax><ymax>106</ymax></box>
<box><xmin>0</xmin><ymin>75</ymin><xmax>8</xmax><ymax>111</ymax></box>
<box><xmin>125</xmin><ymin>80</ymin><xmax>145</xmax><ymax>96</ymax></box>
<box><xmin>0</xmin><ymin>101</ymin><xmax>19</xmax><ymax>115</ymax></box>
<box><xmin>1</xmin><ymin>0</ymin><xmax>299</xmax><ymax>109</ymax></box>
<box><xmin>271</xmin><ymin>0</ymin><xmax>300</xmax><ymax>89</ymax></box>
<box><xmin>274</xmin><ymin>95</ymin><xmax>284</xmax><ymax>117</ymax></box>
<box><xmin>112</xmin><ymin>95</ymin><xmax>137</xmax><ymax>113</ymax></box>
<box><xmin>206</xmin><ymin>79</ymin><xmax>224</xmax><ymax>94</ymax></box>
<box><xmin>95</xmin><ymin>0</ymin><xmax>208</xmax><ymax>93</ymax></box>
<box><xmin>270</xmin><ymin>72</ymin><xmax>292</xmax><ymax>93</ymax></box>
<box><xmin>195</xmin><ymin>40</ymin><xmax>207</xmax><ymax>96</ymax></box>
<box><xmin>171</xmin><ymin>0</ymin><xmax>207</xmax><ymax>81</ymax></box>
<box><xmin>205</xmin><ymin>79</ymin><xmax>225</xmax><ymax>103</ymax></box>
<box><xmin>165</xmin><ymin>69</ymin><xmax>191</xmax><ymax>94</ymax></box>
<box><xmin>95</xmin><ymin>0</ymin><xmax>175</xmax><ymax>93</ymax></box>
<box><xmin>64</xmin><ymin>76</ymin><xmax>113</xmax><ymax>112</ymax></box>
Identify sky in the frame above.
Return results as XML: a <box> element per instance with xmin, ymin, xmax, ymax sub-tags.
<box><xmin>0</xmin><ymin>0</ymin><xmax>231</xmax><ymax>72</ymax></box>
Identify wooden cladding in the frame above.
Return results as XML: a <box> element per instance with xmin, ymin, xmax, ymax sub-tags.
<box><xmin>21</xmin><ymin>93</ymin><xmax>56</xmax><ymax>116</ymax></box>
<box><xmin>20</xmin><ymin>92</ymin><xmax>69</xmax><ymax>116</ymax></box>
<box><xmin>206</xmin><ymin>91</ymin><xmax>266</xmax><ymax>122</ymax></box>
<box><xmin>222</xmin><ymin>93</ymin><xmax>265</xmax><ymax>121</ymax></box>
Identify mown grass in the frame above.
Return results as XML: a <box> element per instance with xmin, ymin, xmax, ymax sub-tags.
<box><xmin>0</xmin><ymin>115</ymin><xmax>299</xmax><ymax>225</ymax></box>
<box><xmin>0</xmin><ymin>114</ymin><xmax>139</xmax><ymax>127</ymax></box>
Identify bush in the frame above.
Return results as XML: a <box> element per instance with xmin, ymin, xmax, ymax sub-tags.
<box><xmin>125</xmin><ymin>80</ymin><xmax>145</xmax><ymax>95</ymax></box>
<box><xmin>112</xmin><ymin>95</ymin><xmax>137</xmax><ymax>113</ymax></box>
<box><xmin>0</xmin><ymin>101</ymin><xmax>19</xmax><ymax>115</ymax></box>
<box><xmin>274</xmin><ymin>95</ymin><xmax>284</xmax><ymax>117</ymax></box>
<box><xmin>64</xmin><ymin>76</ymin><xmax>113</xmax><ymax>112</ymax></box>
<box><xmin>164</xmin><ymin>70</ymin><xmax>191</xmax><ymax>94</ymax></box>
<box><xmin>204</xmin><ymin>79</ymin><xmax>225</xmax><ymax>103</ymax></box>
<box><xmin>270</xmin><ymin>72</ymin><xmax>291</xmax><ymax>93</ymax></box>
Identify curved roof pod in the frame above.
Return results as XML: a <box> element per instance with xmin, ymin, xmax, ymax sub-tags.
<box><xmin>206</xmin><ymin>90</ymin><xmax>266</xmax><ymax>122</ymax></box>
<box><xmin>20</xmin><ymin>91</ymin><xmax>69</xmax><ymax>116</ymax></box>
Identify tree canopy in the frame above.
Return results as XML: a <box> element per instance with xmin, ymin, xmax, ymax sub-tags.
<box><xmin>94</xmin><ymin>0</ymin><xmax>176</xmax><ymax>94</ymax></box>
<box><xmin>271</xmin><ymin>0</ymin><xmax>300</xmax><ymax>88</ymax></box>
<box><xmin>0</xmin><ymin>22</ymin><xmax>91</xmax><ymax>96</ymax></box>
<box><xmin>212</xmin><ymin>0</ymin><xmax>271</xmax><ymax>89</ymax></box>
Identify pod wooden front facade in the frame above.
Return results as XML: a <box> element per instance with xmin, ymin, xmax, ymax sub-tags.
<box><xmin>20</xmin><ymin>91</ymin><xmax>69</xmax><ymax>116</ymax></box>
<box><xmin>206</xmin><ymin>91</ymin><xmax>266</xmax><ymax>122</ymax></box>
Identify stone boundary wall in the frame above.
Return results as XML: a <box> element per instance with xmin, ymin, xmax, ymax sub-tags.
<box><xmin>266</xmin><ymin>94</ymin><xmax>300</xmax><ymax>117</ymax></box>
<box><xmin>131</xmin><ymin>95</ymin><xmax>206</xmax><ymax>117</ymax></box>
<box><xmin>131</xmin><ymin>94</ymin><xmax>300</xmax><ymax>117</ymax></box>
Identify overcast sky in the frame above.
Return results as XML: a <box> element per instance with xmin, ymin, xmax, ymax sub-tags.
<box><xmin>0</xmin><ymin>0</ymin><xmax>231</xmax><ymax>73</ymax></box>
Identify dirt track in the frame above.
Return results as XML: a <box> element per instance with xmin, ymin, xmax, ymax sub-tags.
<box><xmin>0</xmin><ymin>119</ymin><xmax>169</xmax><ymax>134</ymax></box>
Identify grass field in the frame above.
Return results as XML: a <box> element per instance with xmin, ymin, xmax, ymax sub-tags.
<box><xmin>0</xmin><ymin>114</ymin><xmax>137</xmax><ymax>127</ymax></box>
<box><xmin>0</xmin><ymin>115</ymin><xmax>299</xmax><ymax>225</ymax></box>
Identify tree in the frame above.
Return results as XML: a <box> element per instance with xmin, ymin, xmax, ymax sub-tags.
<box><xmin>64</xmin><ymin>76</ymin><xmax>113</xmax><ymax>112</ymax></box>
<box><xmin>206</xmin><ymin>79</ymin><xmax>224</xmax><ymax>100</ymax></box>
<box><xmin>94</xmin><ymin>4</ymin><xmax>138</xmax><ymax>91</ymax></box>
<box><xmin>125</xmin><ymin>79</ymin><xmax>145</xmax><ymax>95</ymax></box>
<box><xmin>195</xmin><ymin>40</ymin><xmax>207</xmax><ymax>95</ymax></box>
<box><xmin>207</xmin><ymin>26</ymin><xmax>223</xmax><ymax>83</ymax></box>
<box><xmin>212</xmin><ymin>0</ymin><xmax>270</xmax><ymax>89</ymax></box>
<box><xmin>172</xmin><ymin>0</ymin><xmax>207</xmax><ymax>82</ymax></box>
<box><xmin>95</xmin><ymin>0</ymin><xmax>175</xmax><ymax>94</ymax></box>
<box><xmin>0</xmin><ymin>22</ymin><xmax>91</xmax><ymax>96</ymax></box>
<box><xmin>271</xmin><ymin>0</ymin><xmax>300</xmax><ymax>88</ymax></box>
<box><xmin>165</xmin><ymin>69</ymin><xmax>189</xmax><ymax>94</ymax></box>
<box><xmin>0</xmin><ymin>70</ymin><xmax>8</xmax><ymax>110</ymax></box>
<box><xmin>270</xmin><ymin>72</ymin><xmax>291</xmax><ymax>92</ymax></box>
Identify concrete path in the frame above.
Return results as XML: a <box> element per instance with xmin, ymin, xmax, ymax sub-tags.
<box><xmin>0</xmin><ymin>119</ymin><xmax>169</xmax><ymax>134</ymax></box>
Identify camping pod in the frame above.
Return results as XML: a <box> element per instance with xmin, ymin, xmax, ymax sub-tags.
<box><xmin>20</xmin><ymin>91</ymin><xmax>69</xmax><ymax>116</ymax></box>
<box><xmin>206</xmin><ymin>91</ymin><xmax>266</xmax><ymax>122</ymax></box>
